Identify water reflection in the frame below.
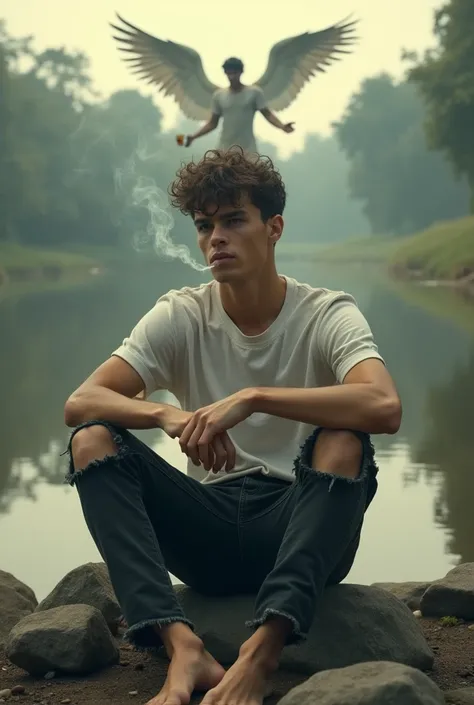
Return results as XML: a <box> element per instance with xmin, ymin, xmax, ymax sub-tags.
<box><xmin>0</xmin><ymin>260</ymin><xmax>473</xmax><ymax>597</ymax></box>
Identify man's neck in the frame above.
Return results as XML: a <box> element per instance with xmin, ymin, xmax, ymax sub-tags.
<box><xmin>218</xmin><ymin>272</ymin><xmax>287</xmax><ymax>336</ymax></box>
<box><xmin>229</xmin><ymin>82</ymin><xmax>245</xmax><ymax>93</ymax></box>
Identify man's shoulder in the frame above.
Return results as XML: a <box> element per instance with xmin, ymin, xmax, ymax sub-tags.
<box><xmin>156</xmin><ymin>282</ymin><xmax>213</xmax><ymax>325</ymax></box>
<box><xmin>159</xmin><ymin>281</ymin><xmax>214</xmax><ymax>310</ymax></box>
<box><xmin>290</xmin><ymin>277</ymin><xmax>357</xmax><ymax>312</ymax></box>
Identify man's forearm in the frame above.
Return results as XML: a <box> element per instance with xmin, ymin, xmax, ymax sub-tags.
<box><xmin>191</xmin><ymin>120</ymin><xmax>217</xmax><ymax>140</ymax></box>
<box><xmin>262</xmin><ymin>109</ymin><xmax>285</xmax><ymax>130</ymax></box>
<box><xmin>64</xmin><ymin>386</ymin><xmax>179</xmax><ymax>430</ymax></box>
<box><xmin>248</xmin><ymin>384</ymin><xmax>401</xmax><ymax>435</ymax></box>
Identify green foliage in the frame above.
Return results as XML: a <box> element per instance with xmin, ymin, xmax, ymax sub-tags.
<box><xmin>439</xmin><ymin>615</ymin><xmax>460</xmax><ymax>627</ymax></box>
<box><xmin>390</xmin><ymin>215</ymin><xmax>474</xmax><ymax>279</ymax></box>
<box><xmin>408</xmin><ymin>0</ymin><xmax>474</xmax><ymax>196</ymax></box>
<box><xmin>333</xmin><ymin>74</ymin><xmax>469</xmax><ymax>236</ymax></box>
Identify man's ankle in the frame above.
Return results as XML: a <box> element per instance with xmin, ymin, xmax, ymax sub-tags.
<box><xmin>239</xmin><ymin>616</ymin><xmax>292</xmax><ymax>671</ymax></box>
<box><xmin>156</xmin><ymin>621</ymin><xmax>204</xmax><ymax>658</ymax></box>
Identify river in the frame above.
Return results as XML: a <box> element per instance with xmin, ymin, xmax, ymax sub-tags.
<box><xmin>1</xmin><ymin>256</ymin><xmax>473</xmax><ymax>602</ymax></box>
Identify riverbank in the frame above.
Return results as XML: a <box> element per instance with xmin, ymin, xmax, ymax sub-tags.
<box><xmin>317</xmin><ymin>215</ymin><xmax>474</xmax><ymax>299</ymax></box>
<box><xmin>0</xmin><ymin>616</ymin><xmax>472</xmax><ymax>703</ymax></box>
<box><xmin>0</xmin><ymin>243</ymin><xmax>100</xmax><ymax>301</ymax></box>
<box><xmin>1</xmin><ymin>564</ymin><xmax>474</xmax><ymax>704</ymax></box>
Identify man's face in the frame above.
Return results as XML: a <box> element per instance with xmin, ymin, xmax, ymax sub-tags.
<box><xmin>225</xmin><ymin>69</ymin><xmax>242</xmax><ymax>87</ymax></box>
<box><xmin>194</xmin><ymin>195</ymin><xmax>283</xmax><ymax>284</ymax></box>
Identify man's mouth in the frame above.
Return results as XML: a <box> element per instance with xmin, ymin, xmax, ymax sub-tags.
<box><xmin>210</xmin><ymin>252</ymin><xmax>235</xmax><ymax>265</ymax></box>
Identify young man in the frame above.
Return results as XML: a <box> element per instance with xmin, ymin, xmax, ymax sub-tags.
<box><xmin>185</xmin><ymin>57</ymin><xmax>295</xmax><ymax>153</ymax></box>
<box><xmin>64</xmin><ymin>147</ymin><xmax>401</xmax><ymax>705</ymax></box>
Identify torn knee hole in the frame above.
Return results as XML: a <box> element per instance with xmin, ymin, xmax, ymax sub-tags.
<box><xmin>71</xmin><ymin>425</ymin><xmax>118</xmax><ymax>469</ymax></box>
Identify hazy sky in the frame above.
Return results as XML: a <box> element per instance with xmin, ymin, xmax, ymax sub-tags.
<box><xmin>5</xmin><ymin>0</ymin><xmax>441</xmax><ymax>157</ymax></box>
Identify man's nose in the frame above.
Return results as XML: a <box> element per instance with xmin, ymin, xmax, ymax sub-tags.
<box><xmin>210</xmin><ymin>225</ymin><xmax>228</xmax><ymax>244</ymax></box>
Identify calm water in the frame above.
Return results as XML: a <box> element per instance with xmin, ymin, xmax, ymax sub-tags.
<box><xmin>1</xmin><ymin>257</ymin><xmax>473</xmax><ymax>601</ymax></box>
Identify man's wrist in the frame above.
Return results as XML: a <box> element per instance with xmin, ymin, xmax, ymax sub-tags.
<box><xmin>149</xmin><ymin>402</ymin><xmax>169</xmax><ymax>428</ymax></box>
<box><xmin>241</xmin><ymin>386</ymin><xmax>268</xmax><ymax>413</ymax></box>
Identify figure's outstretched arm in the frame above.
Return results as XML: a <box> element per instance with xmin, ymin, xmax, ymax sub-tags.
<box><xmin>260</xmin><ymin>107</ymin><xmax>295</xmax><ymax>134</ymax></box>
<box><xmin>186</xmin><ymin>113</ymin><xmax>220</xmax><ymax>146</ymax></box>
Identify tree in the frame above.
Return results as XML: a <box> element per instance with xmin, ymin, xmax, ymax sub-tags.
<box><xmin>333</xmin><ymin>74</ymin><xmax>469</xmax><ymax>235</ymax></box>
<box><xmin>408</xmin><ymin>0</ymin><xmax>474</xmax><ymax>201</ymax></box>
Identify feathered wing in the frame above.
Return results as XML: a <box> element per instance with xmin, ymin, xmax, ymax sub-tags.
<box><xmin>110</xmin><ymin>14</ymin><xmax>219</xmax><ymax>121</ymax></box>
<box><xmin>254</xmin><ymin>17</ymin><xmax>358</xmax><ymax>112</ymax></box>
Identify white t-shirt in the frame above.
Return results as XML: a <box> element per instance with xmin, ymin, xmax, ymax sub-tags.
<box><xmin>210</xmin><ymin>85</ymin><xmax>267</xmax><ymax>153</ymax></box>
<box><xmin>112</xmin><ymin>276</ymin><xmax>384</xmax><ymax>484</ymax></box>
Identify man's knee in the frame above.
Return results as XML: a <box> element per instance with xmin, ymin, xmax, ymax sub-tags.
<box><xmin>71</xmin><ymin>424</ymin><xmax>118</xmax><ymax>470</ymax></box>
<box><xmin>311</xmin><ymin>429</ymin><xmax>363</xmax><ymax>478</ymax></box>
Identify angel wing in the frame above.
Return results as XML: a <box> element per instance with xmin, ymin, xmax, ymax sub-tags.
<box><xmin>254</xmin><ymin>17</ymin><xmax>358</xmax><ymax>112</ymax></box>
<box><xmin>110</xmin><ymin>14</ymin><xmax>219</xmax><ymax>121</ymax></box>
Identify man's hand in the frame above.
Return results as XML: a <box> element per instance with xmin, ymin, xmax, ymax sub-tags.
<box><xmin>179</xmin><ymin>390</ymin><xmax>255</xmax><ymax>473</ymax></box>
<box><xmin>159</xmin><ymin>404</ymin><xmax>238</xmax><ymax>474</ymax></box>
<box><xmin>282</xmin><ymin>122</ymin><xmax>295</xmax><ymax>133</ymax></box>
<box><xmin>185</xmin><ymin>135</ymin><xmax>194</xmax><ymax>147</ymax></box>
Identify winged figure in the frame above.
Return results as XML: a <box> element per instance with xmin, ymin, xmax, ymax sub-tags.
<box><xmin>111</xmin><ymin>14</ymin><xmax>358</xmax><ymax>154</ymax></box>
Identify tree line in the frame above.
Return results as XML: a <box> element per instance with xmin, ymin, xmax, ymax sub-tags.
<box><xmin>0</xmin><ymin>0</ymin><xmax>472</xmax><ymax>253</ymax></box>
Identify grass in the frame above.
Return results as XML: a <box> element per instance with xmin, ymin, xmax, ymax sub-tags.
<box><xmin>0</xmin><ymin>242</ymin><xmax>96</xmax><ymax>270</ymax></box>
<box><xmin>389</xmin><ymin>215</ymin><xmax>474</xmax><ymax>280</ymax></box>
<box><xmin>316</xmin><ymin>216</ymin><xmax>474</xmax><ymax>282</ymax></box>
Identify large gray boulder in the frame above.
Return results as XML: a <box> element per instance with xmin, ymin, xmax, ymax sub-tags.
<box><xmin>6</xmin><ymin>604</ymin><xmax>119</xmax><ymax>676</ymax></box>
<box><xmin>36</xmin><ymin>562</ymin><xmax>121</xmax><ymax>634</ymax></box>
<box><xmin>444</xmin><ymin>688</ymin><xmax>474</xmax><ymax>705</ymax></box>
<box><xmin>277</xmin><ymin>661</ymin><xmax>444</xmax><ymax>705</ymax></box>
<box><xmin>371</xmin><ymin>581</ymin><xmax>430</xmax><ymax>612</ymax></box>
<box><xmin>0</xmin><ymin>576</ymin><xmax>36</xmax><ymax>648</ymax></box>
<box><xmin>421</xmin><ymin>563</ymin><xmax>474</xmax><ymax>620</ymax></box>
<box><xmin>0</xmin><ymin>570</ymin><xmax>37</xmax><ymax>608</ymax></box>
<box><xmin>175</xmin><ymin>583</ymin><xmax>434</xmax><ymax>675</ymax></box>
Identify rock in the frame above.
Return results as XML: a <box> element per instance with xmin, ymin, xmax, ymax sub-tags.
<box><xmin>371</xmin><ymin>581</ymin><xmax>430</xmax><ymax>611</ymax></box>
<box><xmin>11</xmin><ymin>685</ymin><xmax>26</xmax><ymax>695</ymax></box>
<box><xmin>0</xmin><ymin>584</ymin><xmax>35</xmax><ymax>648</ymax></box>
<box><xmin>174</xmin><ymin>583</ymin><xmax>434</xmax><ymax>675</ymax></box>
<box><xmin>0</xmin><ymin>691</ymin><xmax>11</xmax><ymax>701</ymax></box>
<box><xmin>421</xmin><ymin>563</ymin><xmax>474</xmax><ymax>620</ymax></box>
<box><xmin>445</xmin><ymin>688</ymin><xmax>474</xmax><ymax>705</ymax></box>
<box><xmin>278</xmin><ymin>661</ymin><xmax>444</xmax><ymax>705</ymax></box>
<box><xmin>36</xmin><ymin>563</ymin><xmax>121</xmax><ymax>634</ymax></box>
<box><xmin>0</xmin><ymin>571</ymin><xmax>37</xmax><ymax>608</ymax></box>
<box><xmin>5</xmin><ymin>604</ymin><xmax>119</xmax><ymax>676</ymax></box>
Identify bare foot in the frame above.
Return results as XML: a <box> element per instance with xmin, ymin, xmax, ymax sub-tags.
<box><xmin>145</xmin><ymin>645</ymin><xmax>225</xmax><ymax>705</ymax></box>
<box><xmin>200</xmin><ymin>651</ymin><xmax>275</xmax><ymax>705</ymax></box>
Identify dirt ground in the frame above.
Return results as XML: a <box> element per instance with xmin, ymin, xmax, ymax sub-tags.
<box><xmin>1</xmin><ymin>618</ymin><xmax>473</xmax><ymax>704</ymax></box>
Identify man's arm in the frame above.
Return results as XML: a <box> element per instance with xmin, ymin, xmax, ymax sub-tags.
<box><xmin>260</xmin><ymin>107</ymin><xmax>294</xmax><ymax>134</ymax></box>
<box><xmin>246</xmin><ymin>358</ymin><xmax>402</xmax><ymax>435</ymax></box>
<box><xmin>187</xmin><ymin>113</ymin><xmax>220</xmax><ymax>145</ymax></box>
<box><xmin>64</xmin><ymin>356</ymin><xmax>182</xmax><ymax>430</ymax></box>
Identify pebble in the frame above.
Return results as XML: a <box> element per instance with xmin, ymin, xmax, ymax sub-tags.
<box><xmin>0</xmin><ymin>691</ymin><xmax>11</xmax><ymax>700</ymax></box>
<box><xmin>134</xmin><ymin>662</ymin><xmax>144</xmax><ymax>671</ymax></box>
<box><xmin>412</xmin><ymin>609</ymin><xmax>422</xmax><ymax>618</ymax></box>
<box><xmin>120</xmin><ymin>660</ymin><xmax>130</xmax><ymax>667</ymax></box>
<box><xmin>11</xmin><ymin>685</ymin><xmax>26</xmax><ymax>695</ymax></box>
<box><xmin>468</xmin><ymin>624</ymin><xmax>474</xmax><ymax>631</ymax></box>
<box><xmin>43</xmin><ymin>672</ymin><xmax>55</xmax><ymax>681</ymax></box>
<box><xmin>60</xmin><ymin>699</ymin><xmax>72</xmax><ymax>704</ymax></box>
<box><xmin>129</xmin><ymin>691</ymin><xmax>138</xmax><ymax>696</ymax></box>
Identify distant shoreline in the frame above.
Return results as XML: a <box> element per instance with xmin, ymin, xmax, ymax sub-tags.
<box><xmin>316</xmin><ymin>215</ymin><xmax>474</xmax><ymax>302</ymax></box>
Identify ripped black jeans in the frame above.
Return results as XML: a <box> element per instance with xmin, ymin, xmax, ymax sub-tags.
<box><xmin>65</xmin><ymin>423</ymin><xmax>378</xmax><ymax>650</ymax></box>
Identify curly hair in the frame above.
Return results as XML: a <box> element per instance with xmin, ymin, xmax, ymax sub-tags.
<box><xmin>168</xmin><ymin>147</ymin><xmax>286</xmax><ymax>221</ymax></box>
